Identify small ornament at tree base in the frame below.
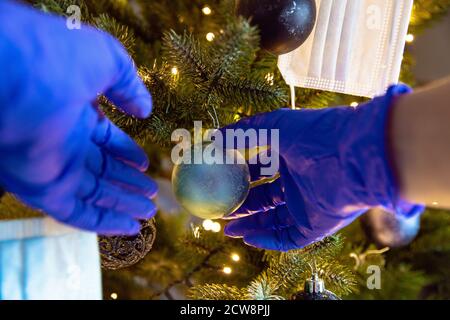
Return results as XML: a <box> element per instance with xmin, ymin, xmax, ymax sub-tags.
<box><xmin>172</xmin><ymin>144</ymin><xmax>250</xmax><ymax>220</ymax></box>
<box><xmin>291</xmin><ymin>274</ymin><xmax>341</xmax><ymax>300</ymax></box>
<box><xmin>99</xmin><ymin>219</ymin><xmax>156</xmax><ymax>270</ymax></box>
<box><xmin>235</xmin><ymin>0</ymin><xmax>317</xmax><ymax>55</ymax></box>
<box><xmin>360</xmin><ymin>207</ymin><xmax>421</xmax><ymax>248</ymax></box>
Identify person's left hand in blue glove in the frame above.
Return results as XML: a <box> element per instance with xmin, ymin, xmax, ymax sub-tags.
<box><xmin>0</xmin><ymin>0</ymin><xmax>157</xmax><ymax>235</ymax></box>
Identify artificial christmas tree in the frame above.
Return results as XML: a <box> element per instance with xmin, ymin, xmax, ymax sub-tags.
<box><xmin>0</xmin><ymin>0</ymin><xmax>449</xmax><ymax>300</ymax></box>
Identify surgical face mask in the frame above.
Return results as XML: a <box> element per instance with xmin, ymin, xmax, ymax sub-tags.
<box><xmin>278</xmin><ymin>0</ymin><xmax>414</xmax><ymax>98</ymax></box>
<box><xmin>0</xmin><ymin>218</ymin><xmax>101</xmax><ymax>300</ymax></box>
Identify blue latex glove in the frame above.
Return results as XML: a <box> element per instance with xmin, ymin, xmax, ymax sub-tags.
<box><xmin>222</xmin><ymin>85</ymin><xmax>424</xmax><ymax>251</ymax></box>
<box><xmin>0</xmin><ymin>1</ymin><xmax>157</xmax><ymax>235</ymax></box>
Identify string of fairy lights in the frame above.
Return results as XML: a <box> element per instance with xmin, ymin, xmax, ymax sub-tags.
<box><xmin>201</xmin><ymin>219</ymin><xmax>241</xmax><ymax>275</ymax></box>
<box><xmin>202</xmin><ymin>5</ymin><xmax>215</xmax><ymax>42</ymax></box>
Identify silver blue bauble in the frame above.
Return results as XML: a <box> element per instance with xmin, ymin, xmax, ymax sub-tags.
<box><xmin>361</xmin><ymin>208</ymin><xmax>421</xmax><ymax>248</ymax></box>
<box><xmin>172</xmin><ymin>145</ymin><xmax>251</xmax><ymax>220</ymax></box>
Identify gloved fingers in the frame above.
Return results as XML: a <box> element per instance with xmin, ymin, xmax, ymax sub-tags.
<box><xmin>227</xmin><ymin>178</ymin><xmax>285</xmax><ymax>218</ymax></box>
<box><xmin>67</xmin><ymin>26</ymin><xmax>151</xmax><ymax>118</ymax></box>
<box><xmin>224</xmin><ymin>205</ymin><xmax>294</xmax><ymax>237</ymax></box>
<box><xmin>78</xmin><ymin>173</ymin><xmax>157</xmax><ymax>220</ymax></box>
<box><xmin>225</xmin><ymin>155</ymin><xmax>285</xmax><ymax>219</ymax></box>
<box><xmin>393</xmin><ymin>203</ymin><xmax>425</xmax><ymax>219</ymax></box>
<box><xmin>61</xmin><ymin>199</ymin><xmax>141</xmax><ymax>236</ymax></box>
<box><xmin>92</xmin><ymin>118</ymin><xmax>149</xmax><ymax>171</ymax></box>
<box><xmin>243</xmin><ymin>226</ymin><xmax>311</xmax><ymax>252</ymax></box>
<box><xmin>86</xmin><ymin>144</ymin><xmax>158</xmax><ymax>198</ymax></box>
<box><xmin>103</xmin><ymin>37</ymin><xmax>152</xmax><ymax>118</ymax></box>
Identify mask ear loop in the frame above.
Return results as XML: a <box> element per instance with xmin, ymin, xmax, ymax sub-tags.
<box><xmin>290</xmin><ymin>85</ymin><xmax>296</xmax><ymax>110</ymax></box>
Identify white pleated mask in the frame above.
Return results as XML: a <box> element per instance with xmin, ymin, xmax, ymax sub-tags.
<box><xmin>278</xmin><ymin>0</ymin><xmax>413</xmax><ymax>98</ymax></box>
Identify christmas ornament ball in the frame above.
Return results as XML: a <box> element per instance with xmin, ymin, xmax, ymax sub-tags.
<box><xmin>292</xmin><ymin>290</ymin><xmax>340</xmax><ymax>301</ymax></box>
<box><xmin>235</xmin><ymin>0</ymin><xmax>317</xmax><ymax>55</ymax></box>
<box><xmin>172</xmin><ymin>146</ymin><xmax>251</xmax><ymax>220</ymax></box>
<box><xmin>99</xmin><ymin>219</ymin><xmax>157</xmax><ymax>270</ymax></box>
<box><xmin>361</xmin><ymin>208</ymin><xmax>421</xmax><ymax>248</ymax></box>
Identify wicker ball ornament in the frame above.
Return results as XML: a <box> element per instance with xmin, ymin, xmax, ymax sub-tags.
<box><xmin>99</xmin><ymin>219</ymin><xmax>157</xmax><ymax>270</ymax></box>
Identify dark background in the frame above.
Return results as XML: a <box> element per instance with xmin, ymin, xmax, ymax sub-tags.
<box><xmin>413</xmin><ymin>12</ymin><xmax>450</xmax><ymax>83</ymax></box>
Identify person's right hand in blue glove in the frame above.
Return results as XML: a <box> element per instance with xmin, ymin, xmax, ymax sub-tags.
<box><xmin>0</xmin><ymin>1</ymin><xmax>157</xmax><ymax>235</ymax></box>
<box><xmin>221</xmin><ymin>85</ymin><xmax>424</xmax><ymax>251</ymax></box>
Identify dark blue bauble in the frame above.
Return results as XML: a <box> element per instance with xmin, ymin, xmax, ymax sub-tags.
<box><xmin>361</xmin><ymin>208</ymin><xmax>421</xmax><ymax>248</ymax></box>
<box><xmin>172</xmin><ymin>146</ymin><xmax>250</xmax><ymax>220</ymax></box>
<box><xmin>291</xmin><ymin>290</ymin><xmax>340</xmax><ymax>300</ymax></box>
<box><xmin>236</xmin><ymin>0</ymin><xmax>317</xmax><ymax>55</ymax></box>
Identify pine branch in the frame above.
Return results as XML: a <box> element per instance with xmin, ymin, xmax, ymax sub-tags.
<box><xmin>242</xmin><ymin>236</ymin><xmax>355</xmax><ymax>299</ymax></box>
<box><xmin>209</xmin><ymin>17</ymin><xmax>260</xmax><ymax>79</ymax></box>
<box><xmin>189</xmin><ymin>284</ymin><xmax>247</xmax><ymax>300</ymax></box>
<box><xmin>163</xmin><ymin>30</ymin><xmax>210</xmax><ymax>84</ymax></box>
<box><xmin>94</xmin><ymin>14</ymin><xmax>136</xmax><ymax>56</ymax></box>
<box><xmin>103</xmin><ymin>65</ymin><xmax>183</xmax><ymax>146</ymax></box>
<box><xmin>410</xmin><ymin>0</ymin><xmax>450</xmax><ymax>34</ymax></box>
<box><xmin>298</xmin><ymin>235</ymin><xmax>345</xmax><ymax>260</ymax></box>
<box><xmin>29</xmin><ymin>0</ymin><xmax>89</xmax><ymax>16</ymax></box>
<box><xmin>317</xmin><ymin>261</ymin><xmax>357</xmax><ymax>296</ymax></box>
<box><xmin>264</xmin><ymin>251</ymin><xmax>308</xmax><ymax>292</ymax></box>
<box><xmin>85</xmin><ymin>0</ymin><xmax>153</xmax><ymax>42</ymax></box>
<box><xmin>218</xmin><ymin>77</ymin><xmax>287</xmax><ymax>113</ymax></box>
<box><xmin>247</xmin><ymin>273</ymin><xmax>285</xmax><ymax>300</ymax></box>
<box><xmin>149</xmin><ymin>244</ymin><xmax>224</xmax><ymax>299</ymax></box>
<box><xmin>250</xmin><ymin>53</ymin><xmax>279</xmax><ymax>78</ymax></box>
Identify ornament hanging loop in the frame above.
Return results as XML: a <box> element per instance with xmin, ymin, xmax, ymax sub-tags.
<box><xmin>349</xmin><ymin>247</ymin><xmax>390</xmax><ymax>270</ymax></box>
<box><xmin>207</xmin><ymin>106</ymin><xmax>220</xmax><ymax>129</ymax></box>
<box><xmin>250</xmin><ymin>172</ymin><xmax>281</xmax><ymax>189</ymax></box>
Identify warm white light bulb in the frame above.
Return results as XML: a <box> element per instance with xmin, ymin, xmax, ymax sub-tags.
<box><xmin>265</xmin><ymin>73</ymin><xmax>275</xmax><ymax>86</ymax></box>
<box><xmin>206</xmin><ymin>32</ymin><xmax>215</xmax><ymax>42</ymax></box>
<box><xmin>203</xmin><ymin>219</ymin><xmax>214</xmax><ymax>231</ymax></box>
<box><xmin>350</xmin><ymin>102</ymin><xmax>359</xmax><ymax>107</ymax></box>
<box><xmin>171</xmin><ymin>67</ymin><xmax>178</xmax><ymax>75</ymax></box>
<box><xmin>405</xmin><ymin>34</ymin><xmax>414</xmax><ymax>43</ymax></box>
<box><xmin>223</xmin><ymin>266</ymin><xmax>232</xmax><ymax>274</ymax></box>
<box><xmin>211</xmin><ymin>222</ymin><xmax>221</xmax><ymax>233</ymax></box>
<box><xmin>110</xmin><ymin>293</ymin><xmax>118</xmax><ymax>300</ymax></box>
<box><xmin>231</xmin><ymin>253</ymin><xmax>240</xmax><ymax>262</ymax></box>
<box><xmin>202</xmin><ymin>6</ymin><xmax>212</xmax><ymax>15</ymax></box>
